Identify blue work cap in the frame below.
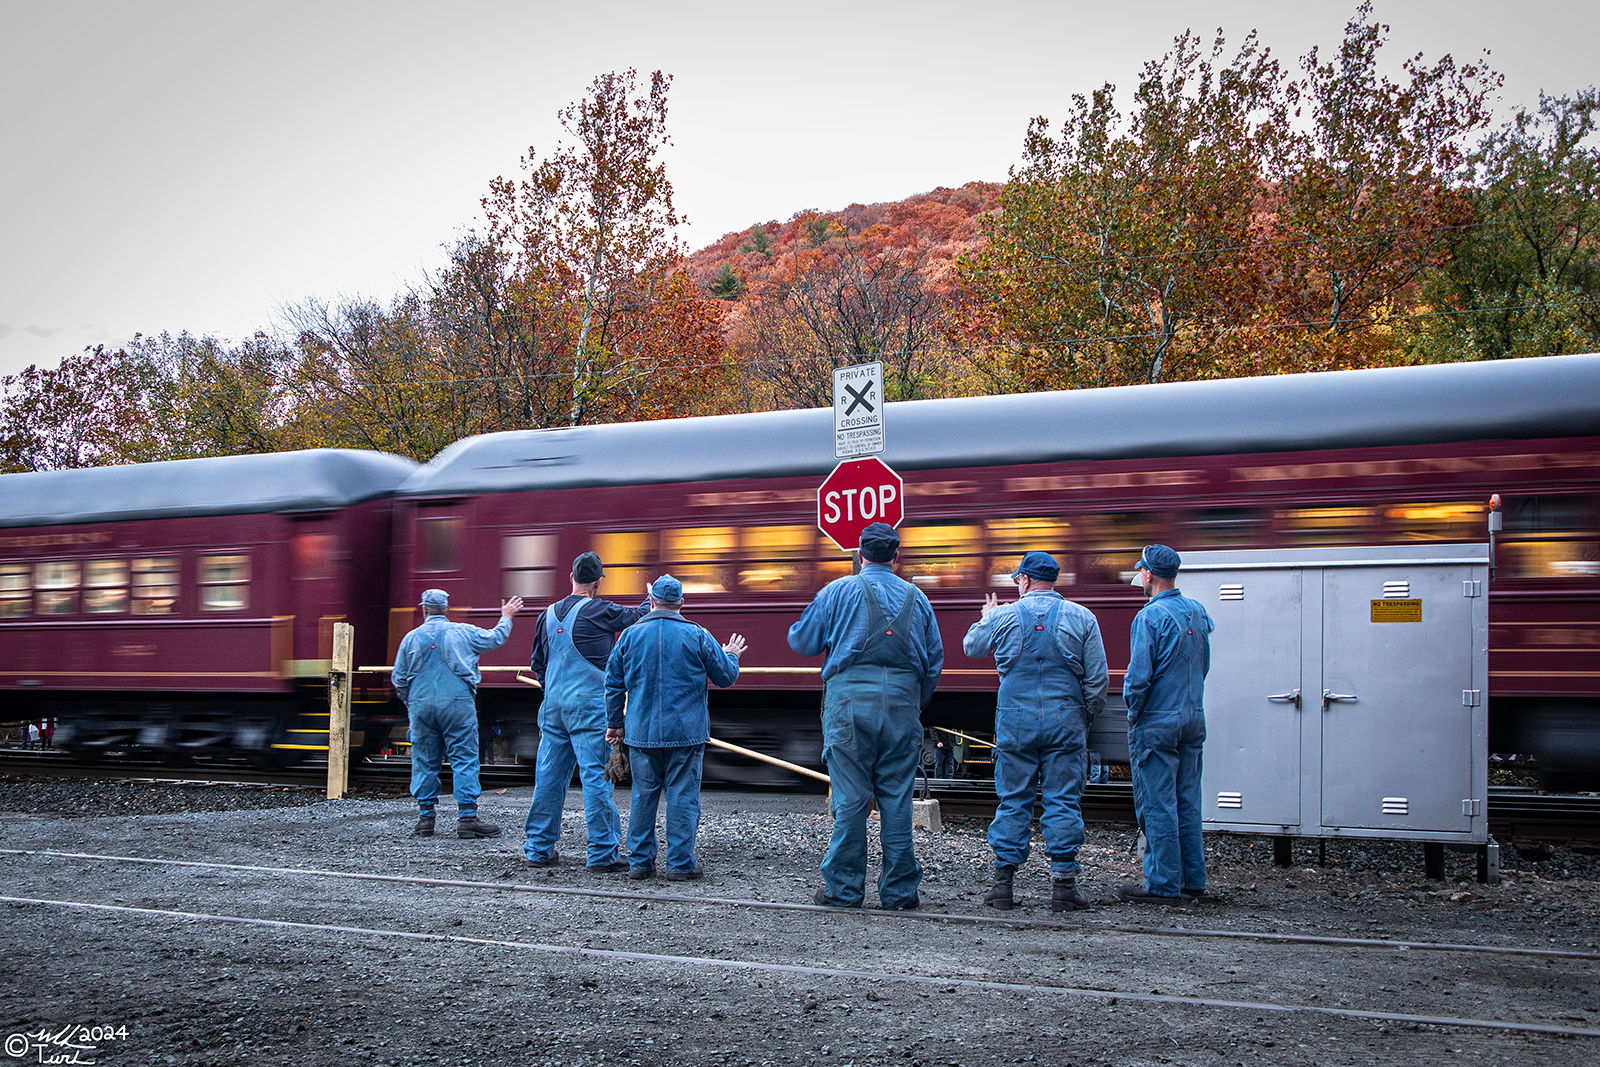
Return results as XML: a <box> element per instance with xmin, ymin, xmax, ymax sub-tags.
<box><xmin>650</xmin><ymin>574</ymin><xmax>684</xmax><ymax>602</ymax></box>
<box><xmin>1011</xmin><ymin>551</ymin><xmax>1061</xmax><ymax>583</ymax></box>
<box><xmin>858</xmin><ymin>522</ymin><xmax>900</xmax><ymax>563</ymax></box>
<box><xmin>420</xmin><ymin>588</ymin><xmax>449</xmax><ymax>609</ymax></box>
<box><xmin>572</xmin><ymin>551</ymin><xmax>605</xmax><ymax>583</ymax></box>
<box><xmin>1134</xmin><ymin>544</ymin><xmax>1181</xmax><ymax>580</ymax></box>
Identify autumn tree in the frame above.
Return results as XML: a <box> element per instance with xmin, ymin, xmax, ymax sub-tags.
<box><xmin>1413</xmin><ymin>89</ymin><xmax>1600</xmax><ymax>361</ymax></box>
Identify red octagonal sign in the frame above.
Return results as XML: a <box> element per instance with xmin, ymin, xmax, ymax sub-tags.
<box><xmin>817</xmin><ymin>457</ymin><xmax>904</xmax><ymax>551</ymax></box>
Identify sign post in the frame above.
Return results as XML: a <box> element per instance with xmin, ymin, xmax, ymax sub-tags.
<box><xmin>817</xmin><ymin>456</ymin><xmax>904</xmax><ymax>551</ymax></box>
<box><xmin>833</xmin><ymin>361</ymin><xmax>884</xmax><ymax>458</ymax></box>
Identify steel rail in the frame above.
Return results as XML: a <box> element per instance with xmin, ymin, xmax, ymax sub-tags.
<box><xmin>2</xmin><ymin>893</ymin><xmax>1596</xmax><ymax>1040</ymax></box>
<box><xmin>5</xmin><ymin>848</ymin><xmax>1597</xmax><ymax>962</ymax></box>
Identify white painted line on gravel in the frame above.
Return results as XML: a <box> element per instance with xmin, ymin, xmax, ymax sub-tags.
<box><xmin>5</xmin><ymin>847</ymin><xmax>1598</xmax><ymax>961</ymax></box>
<box><xmin>3</xmin><ymin>894</ymin><xmax>1597</xmax><ymax>1040</ymax></box>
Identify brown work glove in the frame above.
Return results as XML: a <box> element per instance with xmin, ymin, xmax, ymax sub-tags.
<box><xmin>604</xmin><ymin>745</ymin><xmax>630</xmax><ymax>785</ymax></box>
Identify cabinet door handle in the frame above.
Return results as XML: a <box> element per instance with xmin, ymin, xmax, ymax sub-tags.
<box><xmin>1266</xmin><ymin>690</ymin><xmax>1301</xmax><ymax>708</ymax></box>
<box><xmin>1322</xmin><ymin>690</ymin><xmax>1358</xmax><ymax>711</ymax></box>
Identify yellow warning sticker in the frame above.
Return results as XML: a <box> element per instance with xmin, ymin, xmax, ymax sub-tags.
<box><xmin>1371</xmin><ymin>599</ymin><xmax>1423</xmax><ymax>623</ymax></box>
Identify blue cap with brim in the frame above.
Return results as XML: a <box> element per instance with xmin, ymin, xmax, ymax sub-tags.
<box><xmin>572</xmin><ymin>551</ymin><xmax>605</xmax><ymax>583</ymax></box>
<box><xmin>858</xmin><ymin>522</ymin><xmax>900</xmax><ymax>563</ymax></box>
<box><xmin>420</xmin><ymin>588</ymin><xmax>449</xmax><ymax>609</ymax></box>
<box><xmin>1134</xmin><ymin>544</ymin><xmax>1181</xmax><ymax>580</ymax></box>
<box><xmin>651</xmin><ymin>574</ymin><xmax>683</xmax><ymax>602</ymax></box>
<box><xmin>1011</xmin><ymin>551</ymin><xmax>1061</xmax><ymax>582</ymax></box>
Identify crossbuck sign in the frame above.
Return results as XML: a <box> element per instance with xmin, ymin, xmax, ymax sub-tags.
<box><xmin>833</xmin><ymin>361</ymin><xmax>884</xmax><ymax>458</ymax></box>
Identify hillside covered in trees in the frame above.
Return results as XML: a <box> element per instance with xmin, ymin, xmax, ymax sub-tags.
<box><xmin>3</xmin><ymin>4</ymin><xmax>1597</xmax><ymax>471</ymax></box>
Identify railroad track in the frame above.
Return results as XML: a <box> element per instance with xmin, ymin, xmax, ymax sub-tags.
<box><xmin>5</xmin><ymin>751</ymin><xmax>1599</xmax><ymax>842</ymax></box>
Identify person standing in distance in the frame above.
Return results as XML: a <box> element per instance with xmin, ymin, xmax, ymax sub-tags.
<box><xmin>963</xmin><ymin>551</ymin><xmax>1108</xmax><ymax>911</ymax></box>
<box><xmin>604</xmin><ymin>574</ymin><xmax>745</xmax><ymax>880</ymax></box>
<box><xmin>392</xmin><ymin>589</ymin><xmax>523</xmax><ymax>839</ymax></box>
<box><xmin>788</xmin><ymin>521</ymin><xmax>944</xmax><ymax>910</ymax></box>
<box><xmin>1120</xmin><ymin>545</ymin><xmax>1214</xmax><ymax>905</ymax></box>
<box><xmin>524</xmin><ymin>551</ymin><xmax>651</xmax><ymax>871</ymax></box>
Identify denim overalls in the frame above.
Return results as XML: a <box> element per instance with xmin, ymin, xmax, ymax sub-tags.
<box><xmin>523</xmin><ymin>599</ymin><xmax>623</xmax><ymax>866</ymax></box>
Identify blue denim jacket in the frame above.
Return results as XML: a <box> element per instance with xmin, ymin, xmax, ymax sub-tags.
<box><xmin>962</xmin><ymin>590</ymin><xmax>1109</xmax><ymax>722</ymax></box>
<box><xmin>787</xmin><ymin>563</ymin><xmax>945</xmax><ymax>707</ymax></box>
<box><xmin>605</xmin><ymin>610</ymin><xmax>740</xmax><ymax>747</ymax></box>
<box><xmin>1123</xmin><ymin>588</ymin><xmax>1213</xmax><ymax>722</ymax></box>
<box><xmin>392</xmin><ymin>613</ymin><xmax>513</xmax><ymax>705</ymax></box>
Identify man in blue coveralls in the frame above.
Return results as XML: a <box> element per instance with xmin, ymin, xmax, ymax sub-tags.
<box><xmin>523</xmin><ymin>552</ymin><xmax>650</xmax><ymax>871</ymax></box>
<box><xmin>604</xmin><ymin>574</ymin><xmax>745</xmax><ymax>880</ymax></box>
<box><xmin>788</xmin><ymin>521</ymin><xmax>944</xmax><ymax>910</ymax></box>
<box><xmin>962</xmin><ymin>551</ymin><xmax>1108</xmax><ymax>912</ymax></box>
<box><xmin>392</xmin><ymin>588</ymin><xmax>523</xmax><ymax>839</ymax></box>
<box><xmin>1120</xmin><ymin>544</ymin><xmax>1214</xmax><ymax>905</ymax></box>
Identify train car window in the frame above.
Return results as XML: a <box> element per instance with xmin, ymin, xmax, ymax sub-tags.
<box><xmin>1499</xmin><ymin>495</ymin><xmax>1600</xmax><ymax>579</ymax></box>
<box><xmin>291</xmin><ymin>533</ymin><xmax>338</xmax><ymax>580</ymax></box>
<box><xmin>1177</xmin><ymin>507</ymin><xmax>1267</xmax><ymax>548</ymax></box>
<box><xmin>738</xmin><ymin>526</ymin><xmax>815</xmax><ymax>592</ymax></box>
<box><xmin>591</xmin><ymin>531</ymin><xmax>656</xmax><ymax>597</ymax></box>
<box><xmin>198</xmin><ymin>554</ymin><xmax>251</xmax><ymax>611</ymax></box>
<box><xmin>501</xmin><ymin>533</ymin><xmax>558</xmax><ymax>598</ymax></box>
<box><xmin>0</xmin><ymin>562</ymin><xmax>30</xmax><ymax>617</ymax></box>
<box><xmin>1276</xmin><ymin>505</ymin><xmax>1384</xmax><ymax>546</ymax></box>
<box><xmin>661</xmin><ymin>527</ymin><xmax>738</xmax><ymax>594</ymax></box>
<box><xmin>131</xmin><ymin>557</ymin><xmax>179</xmax><ymax>614</ymax></box>
<box><xmin>986</xmin><ymin>517</ymin><xmax>1074</xmax><ymax>587</ymax></box>
<box><xmin>33</xmin><ymin>560</ymin><xmax>80</xmax><ymax>615</ymax></box>
<box><xmin>898</xmin><ymin>523</ymin><xmax>983</xmax><ymax>589</ymax></box>
<box><xmin>816</xmin><ymin>554</ymin><xmax>854</xmax><ymax>585</ymax></box>
<box><xmin>1075</xmin><ymin>513</ymin><xmax>1159</xmax><ymax>584</ymax></box>
<box><xmin>417</xmin><ymin>517</ymin><xmax>463</xmax><ymax>572</ymax></box>
<box><xmin>1386</xmin><ymin>502</ymin><xmax>1488</xmax><ymax>542</ymax></box>
<box><xmin>83</xmin><ymin>559</ymin><xmax>129</xmax><ymax>614</ymax></box>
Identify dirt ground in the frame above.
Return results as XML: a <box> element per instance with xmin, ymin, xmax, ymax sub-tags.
<box><xmin>1</xmin><ymin>776</ymin><xmax>1597</xmax><ymax>1066</ymax></box>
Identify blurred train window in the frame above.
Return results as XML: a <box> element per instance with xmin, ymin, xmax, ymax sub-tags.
<box><xmin>1500</xmin><ymin>495</ymin><xmax>1600</xmax><ymax>579</ymax></box>
<box><xmin>501</xmin><ymin>533</ymin><xmax>557</xmax><ymax>599</ymax></box>
<box><xmin>34</xmin><ymin>560</ymin><xmax>80</xmax><ymax>615</ymax></box>
<box><xmin>83</xmin><ymin>559</ymin><xmax>129</xmax><ymax>614</ymax></box>
<box><xmin>417</xmin><ymin>517</ymin><xmax>463</xmax><ymax>573</ymax></box>
<box><xmin>661</xmin><ymin>526</ymin><xmax>738</xmax><ymax>594</ymax></box>
<box><xmin>131</xmin><ymin>557</ymin><xmax>179</xmax><ymax>614</ymax></box>
<box><xmin>1276</xmin><ymin>505</ymin><xmax>1383</xmax><ymax>546</ymax></box>
<box><xmin>198</xmin><ymin>555</ymin><xmax>251</xmax><ymax>611</ymax></box>
<box><xmin>986</xmin><ymin>517</ymin><xmax>1073</xmax><ymax>586</ymax></box>
<box><xmin>0</xmin><ymin>562</ymin><xmax>30</xmax><ymax>617</ymax></box>
<box><xmin>739</xmin><ymin>526</ymin><xmax>814</xmax><ymax>592</ymax></box>
<box><xmin>898</xmin><ymin>523</ymin><xmax>983</xmax><ymax>589</ymax></box>
<box><xmin>1177</xmin><ymin>507</ymin><xmax>1267</xmax><ymax>548</ymax></box>
<box><xmin>591</xmin><ymin>531</ymin><xmax>656</xmax><ymax>598</ymax></box>
<box><xmin>1386</xmin><ymin>502</ymin><xmax>1488</xmax><ymax>542</ymax></box>
<box><xmin>291</xmin><ymin>533</ymin><xmax>337</xmax><ymax>580</ymax></box>
<box><xmin>1075</xmin><ymin>513</ymin><xmax>1159</xmax><ymax>584</ymax></box>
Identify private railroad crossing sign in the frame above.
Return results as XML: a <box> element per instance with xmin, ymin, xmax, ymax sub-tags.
<box><xmin>833</xmin><ymin>361</ymin><xmax>884</xmax><ymax>458</ymax></box>
<box><xmin>817</xmin><ymin>456</ymin><xmax>903</xmax><ymax>551</ymax></box>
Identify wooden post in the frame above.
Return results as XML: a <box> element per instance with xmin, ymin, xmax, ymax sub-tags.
<box><xmin>327</xmin><ymin>622</ymin><xmax>354</xmax><ymax>800</ymax></box>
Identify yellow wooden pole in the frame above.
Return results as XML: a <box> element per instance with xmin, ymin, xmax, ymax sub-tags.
<box><xmin>327</xmin><ymin>622</ymin><xmax>353</xmax><ymax>800</ymax></box>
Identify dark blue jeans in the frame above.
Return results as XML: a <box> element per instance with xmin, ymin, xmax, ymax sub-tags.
<box><xmin>627</xmin><ymin>744</ymin><xmax>704</xmax><ymax>874</ymax></box>
<box><xmin>1128</xmin><ymin>708</ymin><xmax>1207</xmax><ymax>897</ymax></box>
<box><xmin>988</xmin><ymin>704</ymin><xmax>1088</xmax><ymax>878</ymax></box>
<box><xmin>820</xmin><ymin>665</ymin><xmax>923</xmax><ymax>909</ymax></box>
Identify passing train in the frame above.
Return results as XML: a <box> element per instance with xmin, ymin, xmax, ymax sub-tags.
<box><xmin>3</xmin><ymin>354</ymin><xmax>1598</xmax><ymax>787</ymax></box>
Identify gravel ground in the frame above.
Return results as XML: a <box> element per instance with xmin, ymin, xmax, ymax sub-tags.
<box><xmin>2</xmin><ymin>776</ymin><xmax>1598</xmax><ymax>1067</ymax></box>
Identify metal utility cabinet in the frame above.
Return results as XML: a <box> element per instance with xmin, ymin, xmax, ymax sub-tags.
<box><xmin>1185</xmin><ymin>544</ymin><xmax>1490</xmax><ymax>848</ymax></box>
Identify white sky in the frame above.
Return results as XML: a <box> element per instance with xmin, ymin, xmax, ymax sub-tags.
<box><xmin>2</xmin><ymin>0</ymin><xmax>1595</xmax><ymax>377</ymax></box>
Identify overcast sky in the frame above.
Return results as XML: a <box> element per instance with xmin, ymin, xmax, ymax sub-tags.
<box><xmin>2</xmin><ymin>0</ymin><xmax>1595</xmax><ymax>378</ymax></box>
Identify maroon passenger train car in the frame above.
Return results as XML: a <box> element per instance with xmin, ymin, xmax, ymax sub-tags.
<box><xmin>391</xmin><ymin>354</ymin><xmax>1600</xmax><ymax>787</ymax></box>
<box><xmin>0</xmin><ymin>449</ymin><xmax>417</xmax><ymax>762</ymax></box>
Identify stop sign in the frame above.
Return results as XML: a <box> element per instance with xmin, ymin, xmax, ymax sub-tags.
<box><xmin>817</xmin><ymin>457</ymin><xmax>904</xmax><ymax>551</ymax></box>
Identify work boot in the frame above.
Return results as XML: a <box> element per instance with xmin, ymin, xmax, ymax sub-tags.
<box><xmin>1117</xmin><ymin>883</ymin><xmax>1191</xmax><ymax>906</ymax></box>
<box><xmin>456</xmin><ymin>815</ymin><xmax>502</xmax><ymax>839</ymax></box>
<box><xmin>984</xmin><ymin>863</ymin><xmax>1016</xmax><ymax>911</ymax></box>
<box><xmin>523</xmin><ymin>850</ymin><xmax>561</xmax><ymax>869</ymax></box>
<box><xmin>1051</xmin><ymin>877</ymin><xmax>1090</xmax><ymax>912</ymax></box>
<box><xmin>663</xmin><ymin>866</ymin><xmax>704</xmax><ymax>881</ymax></box>
<box><xmin>587</xmin><ymin>860</ymin><xmax>630</xmax><ymax>873</ymax></box>
<box><xmin>413</xmin><ymin>812</ymin><xmax>436</xmax><ymax>837</ymax></box>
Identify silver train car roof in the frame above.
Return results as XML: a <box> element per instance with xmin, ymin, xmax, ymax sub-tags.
<box><xmin>0</xmin><ymin>448</ymin><xmax>420</xmax><ymax>528</ymax></box>
<box><xmin>399</xmin><ymin>353</ymin><xmax>1600</xmax><ymax>497</ymax></box>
